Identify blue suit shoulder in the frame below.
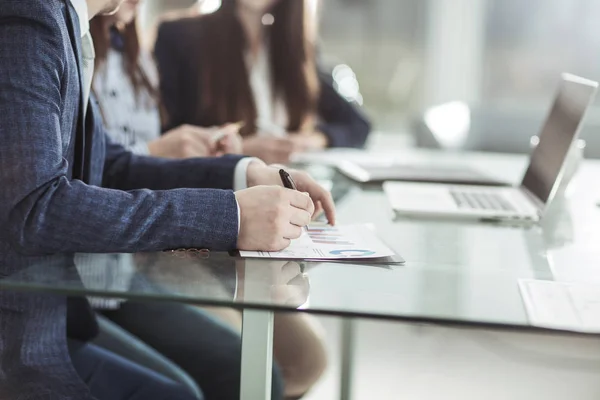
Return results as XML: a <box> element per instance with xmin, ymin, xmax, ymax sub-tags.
<box><xmin>0</xmin><ymin>0</ymin><xmax>65</xmax><ymax>25</ymax></box>
<box><xmin>0</xmin><ymin>0</ymin><xmax>72</xmax><ymax>62</ymax></box>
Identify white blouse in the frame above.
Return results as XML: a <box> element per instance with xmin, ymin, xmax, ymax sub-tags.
<box><xmin>93</xmin><ymin>48</ymin><xmax>161</xmax><ymax>155</ymax></box>
<box><xmin>247</xmin><ymin>45</ymin><xmax>289</xmax><ymax>136</ymax></box>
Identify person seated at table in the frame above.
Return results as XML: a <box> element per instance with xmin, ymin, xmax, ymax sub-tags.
<box><xmin>155</xmin><ymin>0</ymin><xmax>372</xmax><ymax>164</ymax></box>
<box><xmin>91</xmin><ymin>0</ymin><xmax>242</xmax><ymax>157</ymax></box>
<box><xmin>0</xmin><ymin>0</ymin><xmax>336</xmax><ymax>397</ymax></box>
<box><xmin>89</xmin><ymin>3</ymin><xmax>328</xmax><ymax>398</ymax></box>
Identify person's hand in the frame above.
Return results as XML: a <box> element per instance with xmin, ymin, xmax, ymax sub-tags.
<box><xmin>234</xmin><ymin>261</ymin><xmax>309</xmax><ymax>307</ymax></box>
<box><xmin>270</xmin><ymin>261</ymin><xmax>309</xmax><ymax>307</ymax></box>
<box><xmin>214</xmin><ymin>123</ymin><xmax>243</xmax><ymax>156</ymax></box>
<box><xmin>289</xmin><ymin>131</ymin><xmax>328</xmax><ymax>151</ymax></box>
<box><xmin>235</xmin><ymin>186</ymin><xmax>314</xmax><ymax>251</ymax></box>
<box><xmin>147</xmin><ymin>124</ymin><xmax>216</xmax><ymax>159</ymax></box>
<box><xmin>242</xmin><ymin>136</ymin><xmax>298</xmax><ymax>164</ymax></box>
<box><xmin>246</xmin><ymin>161</ymin><xmax>336</xmax><ymax>225</ymax></box>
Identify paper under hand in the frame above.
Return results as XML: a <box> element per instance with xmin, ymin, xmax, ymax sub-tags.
<box><xmin>239</xmin><ymin>224</ymin><xmax>395</xmax><ymax>260</ymax></box>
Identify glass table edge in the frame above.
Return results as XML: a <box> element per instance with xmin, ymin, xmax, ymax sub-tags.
<box><xmin>1</xmin><ymin>282</ymin><xmax>598</xmax><ymax>340</ymax></box>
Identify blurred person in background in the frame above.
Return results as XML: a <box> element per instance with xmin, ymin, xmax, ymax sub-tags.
<box><xmin>91</xmin><ymin>0</ymin><xmax>242</xmax><ymax>158</ymax></box>
<box><xmin>90</xmin><ymin>2</ymin><xmax>328</xmax><ymax>399</ymax></box>
<box><xmin>155</xmin><ymin>0</ymin><xmax>372</xmax><ymax>164</ymax></box>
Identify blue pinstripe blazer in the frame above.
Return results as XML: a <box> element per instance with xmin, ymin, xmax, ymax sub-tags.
<box><xmin>0</xmin><ymin>0</ymin><xmax>243</xmax><ymax>398</ymax></box>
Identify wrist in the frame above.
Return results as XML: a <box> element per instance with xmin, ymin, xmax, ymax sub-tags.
<box><xmin>246</xmin><ymin>158</ymin><xmax>268</xmax><ymax>187</ymax></box>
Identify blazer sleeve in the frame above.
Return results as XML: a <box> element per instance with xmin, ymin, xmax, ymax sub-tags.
<box><xmin>102</xmin><ymin>116</ymin><xmax>244</xmax><ymax>192</ymax></box>
<box><xmin>316</xmin><ymin>69</ymin><xmax>372</xmax><ymax>148</ymax></box>
<box><xmin>154</xmin><ymin>20</ymin><xmax>186</xmax><ymax>132</ymax></box>
<box><xmin>0</xmin><ymin>14</ymin><xmax>239</xmax><ymax>256</ymax></box>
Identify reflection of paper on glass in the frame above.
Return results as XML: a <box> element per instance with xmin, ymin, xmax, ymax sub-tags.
<box><xmin>239</xmin><ymin>224</ymin><xmax>395</xmax><ymax>260</ymax></box>
<box><xmin>518</xmin><ymin>279</ymin><xmax>600</xmax><ymax>333</ymax></box>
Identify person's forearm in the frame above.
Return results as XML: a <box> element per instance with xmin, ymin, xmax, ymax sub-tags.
<box><xmin>103</xmin><ymin>136</ymin><xmax>244</xmax><ymax>191</ymax></box>
<box><xmin>7</xmin><ymin>178</ymin><xmax>239</xmax><ymax>256</ymax></box>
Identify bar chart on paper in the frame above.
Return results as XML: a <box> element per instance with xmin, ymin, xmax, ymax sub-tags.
<box><xmin>306</xmin><ymin>226</ymin><xmax>356</xmax><ymax>246</ymax></box>
<box><xmin>239</xmin><ymin>224</ymin><xmax>396</xmax><ymax>260</ymax></box>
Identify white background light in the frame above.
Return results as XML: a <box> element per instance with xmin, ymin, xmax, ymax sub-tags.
<box><xmin>199</xmin><ymin>0</ymin><xmax>221</xmax><ymax>14</ymax></box>
<box><xmin>424</xmin><ymin>101</ymin><xmax>471</xmax><ymax>149</ymax></box>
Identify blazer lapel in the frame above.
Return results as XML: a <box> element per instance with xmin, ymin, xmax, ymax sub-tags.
<box><xmin>63</xmin><ymin>0</ymin><xmax>88</xmax><ymax>182</ymax></box>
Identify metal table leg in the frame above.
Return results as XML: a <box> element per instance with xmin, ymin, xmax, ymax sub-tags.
<box><xmin>340</xmin><ymin>317</ymin><xmax>357</xmax><ymax>400</ymax></box>
<box><xmin>238</xmin><ymin>260</ymin><xmax>280</xmax><ymax>400</ymax></box>
<box><xmin>240</xmin><ymin>308</ymin><xmax>274</xmax><ymax>400</ymax></box>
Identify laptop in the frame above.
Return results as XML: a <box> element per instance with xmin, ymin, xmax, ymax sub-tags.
<box><xmin>383</xmin><ymin>73</ymin><xmax>598</xmax><ymax>224</ymax></box>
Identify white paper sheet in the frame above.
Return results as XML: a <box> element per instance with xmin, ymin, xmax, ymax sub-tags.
<box><xmin>239</xmin><ymin>224</ymin><xmax>395</xmax><ymax>260</ymax></box>
<box><xmin>518</xmin><ymin>279</ymin><xmax>600</xmax><ymax>333</ymax></box>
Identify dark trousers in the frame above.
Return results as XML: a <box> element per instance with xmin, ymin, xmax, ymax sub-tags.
<box><xmin>68</xmin><ymin>339</ymin><xmax>201</xmax><ymax>400</ymax></box>
<box><xmin>100</xmin><ymin>301</ymin><xmax>285</xmax><ymax>400</ymax></box>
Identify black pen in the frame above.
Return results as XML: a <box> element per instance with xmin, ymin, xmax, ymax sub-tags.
<box><xmin>279</xmin><ymin>169</ymin><xmax>308</xmax><ymax>231</ymax></box>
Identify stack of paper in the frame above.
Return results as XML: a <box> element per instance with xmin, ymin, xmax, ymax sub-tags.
<box><xmin>239</xmin><ymin>224</ymin><xmax>402</xmax><ymax>263</ymax></box>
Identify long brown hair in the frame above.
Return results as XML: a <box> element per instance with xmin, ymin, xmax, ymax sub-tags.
<box><xmin>90</xmin><ymin>16</ymin><xmax>157</xmax><ymax>101</ymax></box>
<box><xmin>198</xmin><ymin>0</ymin><xmax>319</xmax><ymax>136</ymax></box>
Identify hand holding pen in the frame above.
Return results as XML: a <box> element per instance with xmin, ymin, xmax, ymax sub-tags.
<box><xmin>279</xmin><ymin>169</ymin><xmax>309</xmax><ymax>231</ymax></box>
<box><xmin>236</xmin><ymin>163</ymin><xmax>336</xmax><ymax>250</ymax></box>
<box><xmin>276</xmin><ymin>167</ymin><xmax>336</xmax><ymax>227</ymax></box>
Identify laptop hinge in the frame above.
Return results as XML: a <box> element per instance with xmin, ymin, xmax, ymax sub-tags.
<box><xmin>519</xmin><ymin>186</ymin><xmax>546</xmax><ymax>216</ymax></box>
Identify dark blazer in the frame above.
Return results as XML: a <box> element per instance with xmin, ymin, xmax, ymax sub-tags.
<box><xmin>155</xmin><ymin>15</ymin><xmax>372</xmax><ymax>148</ymax></box>
<box><xmin>0</xmin><ymin>1</ymin><xmax>244</xmax><ymax>398</ymax></box>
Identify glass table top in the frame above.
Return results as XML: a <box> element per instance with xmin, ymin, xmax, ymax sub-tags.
<box><xmin>2</xmin><ymin>149</ymin><xmax>600</xmax><ymax>334</ymax></box>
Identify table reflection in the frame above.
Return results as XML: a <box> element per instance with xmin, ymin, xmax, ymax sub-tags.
<box><xmin>236</xmin><ymin>260</ymin><xmax>309</xmax><ymax>308</ymax></box>
<box><xmin>72</xmin><ymin>252</ymin><xmax>312</xmax><ymax>310</ymax></box>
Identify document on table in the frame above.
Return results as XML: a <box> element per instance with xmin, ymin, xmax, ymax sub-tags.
<box><xmin>518</xmin><ymin>279</ymin><xmax>600</xmax><ymax>333</ymax></box>
<box><xmin>239</xmin><ymin>224</ymin><xmax>396</xmax><ymax>261</ymax></box>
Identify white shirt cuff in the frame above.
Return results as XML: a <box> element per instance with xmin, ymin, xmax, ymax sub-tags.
<box><xmin>236</xmin><ymin>201</ymin><xmax>241</xmax><ymax>235</ymax></box>
<box><xmin>233</xmin><ymin>157</ymin><xmax>262</xmax><ymax>234</ymax></box>
<box><xmin>233</xmin><ymin>157</ymin><xmax>260</xmax><ymax>191</ymax></box>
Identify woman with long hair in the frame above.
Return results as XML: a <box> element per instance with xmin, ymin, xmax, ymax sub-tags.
<box><xmin>155</xmin><ymin>0</ymin><xmax>371</xmax><ymax>164</ymax></box>
<box><xmin>91</xmin><ymin>0</ymin><xmax>242</xmax><ymax>158</ymax></box>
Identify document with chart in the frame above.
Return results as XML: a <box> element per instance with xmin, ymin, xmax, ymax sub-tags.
<box><xmin>239</xmin><ymin>224</ymin><xmax>398</xmax><ymax>261</ymax></box>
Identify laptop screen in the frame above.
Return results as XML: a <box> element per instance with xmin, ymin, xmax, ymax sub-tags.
<box><xmin>520</xmin><ymin>74</ymin><xmax>597</xmax><ymax>204</ymax></box>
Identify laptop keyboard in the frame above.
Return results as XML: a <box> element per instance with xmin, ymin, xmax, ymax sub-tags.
<box><xmin>450</xmin><ymin>190</ymin><xmax>516</xmax><ymax>212</ymax></box>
